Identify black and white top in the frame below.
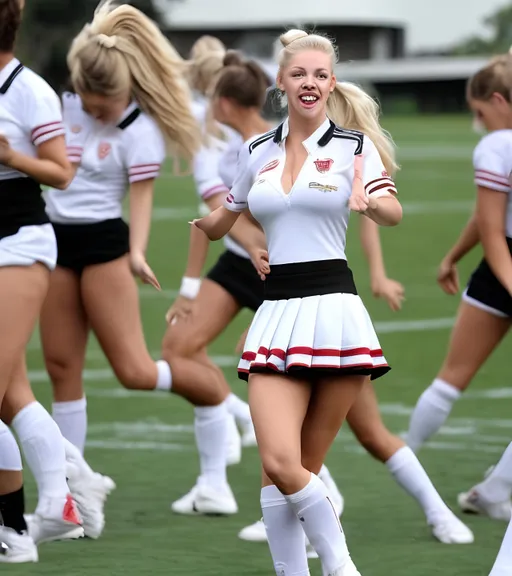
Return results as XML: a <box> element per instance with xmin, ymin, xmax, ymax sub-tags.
<box><xmin>223</xmin><ymin>116</ymin><xmax>395</xmax><ymax>381</ymax></box>
<box><xmin>0</xmin><ymin>58</ymin><xmax>65</xmax><ymax>236</ymax></box>
<box><xmin>192</xmin><ymin>94</ymin><xmax>248</xmax><ymax>258</ymax></box>
<box><xmin>224</xmin><ymin>116</ymin><xmax>396</xmax><ymax>264</ymax></box>
<box><xmin>45</xmin><ymin>92</ymin><xmax>166</xmax><ymax>224</ymax></box>
<box><xmin>473</xmin><ymin>130</ymin><xmax>512</xmax><ymax>237</ymax></box>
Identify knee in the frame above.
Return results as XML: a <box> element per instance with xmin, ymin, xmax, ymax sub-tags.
<box><xmin>44</xmin><ymin>353</ymin><xmax>77</xmax><ymax>386</ymax></box>
<box><xmin>261</xmin><ymin>451</ymin><xmax>301</xmax><ymax>488</ymax></box>
<box><xmin>161</xmin><ymin>326</ymin><xmax>205</xmax><ymax>360</ymax></box>
<box><xmin>113</xmin><ymin>360</ymin><xmax>156</xmax><ymax>390</ymax></box>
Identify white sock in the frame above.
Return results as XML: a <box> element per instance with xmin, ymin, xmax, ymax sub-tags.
<box><xmin>477</xmin><ymin>442</ymin><xmax>512</xmax><ymax>504</ymax></box>
<box><xmin>11</xmin><ymin>402</ymin><xmax>69</xmax><ymax>506</ymax></box>
<box><xmin>155</xmin><ymin>360</ymin><xmax>172</xmax><ymax>391</ymax></box>
<box><xmin>0</xmin><ymin>420</ymin><xmax>22</xmax><ymax>470</ymax></box>
<box><xmin>194</xmin><ymin>403</ymin><xmax>228</xmax><ymax>491</ymax></box>
<box><xmin>407</xmin><ymin>378</ymin><xmax>461</xmax><ymax>452</ymax></box>
<box><xmin>386</xmin><ymin>446</ymin><xmax>451</xmax><ymax>524</ymax></box>
<box><xmin>261</xmin><ymin>485</ymin><xmax>310</xmax><ymax>576</ymax></box>
<box><xmin>52</xmin><ymin>397</ymin><xmax>87</xmax><ymax>454</ymax></box>
<box><xmin>285</xmin><ymin>473</ymin><xmax>350</xmax><ymax>574</ymax></box>
<box><xmin>62</xmin><ymin>436</ymin><xmax>95</xmax><ymax>477</ymax></box>
<box><xmin>226</xmin><ymin>393</ymin><xmax>252</xmax><ymax>426</ymax></box>
<box><xmin>490</xmin><ymin>516</ymin><xmax>512</xmax><ymax>576</ymax></box>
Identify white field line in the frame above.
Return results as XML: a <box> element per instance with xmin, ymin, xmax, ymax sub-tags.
<box><xmin>26</xmin><ymin>315</ymin><xmax>455</xmax><ymax>368</ymax></box>
<box><xmin>149</xmin><ymin>200</ymin><xmax>473</xmax><ymax>222</ymax></box>
<box><xmin>82</xmin><ymin>415</ymin><xmax>512</xmax><ymax>455</ymax></box>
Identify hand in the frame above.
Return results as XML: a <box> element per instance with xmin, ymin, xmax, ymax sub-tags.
<box><xmin>0</xmin><ymin>134</ymin><xmax>14</xmax><ymax>166</ymax></box>
<box><xmin>371</xmin><ymin>276</ymin><xmax>405</xmax><ymax>311</ymax></box>
<box><xmin>250</xmin><ymin>248</ymin><xmax>270</xmax><ymax>280</ymax></box>
<box><xmin>235</xmin><ymin>326</ymin><xmax>249</xmax><ymax>353</ymax></box>
<box><xmin>129</xmin><ymin>252</ymin><xmax>161</xmax><ymax>291</ymax></box>
<box><xmin>437</xmin><ymin>257</ymin><xmax>459</xmax><ymax>295</ymax></box>
<box><xmin>165</xmin><ymin>295</ymin><xmax>197</xmax><ymax>325</ymax></box>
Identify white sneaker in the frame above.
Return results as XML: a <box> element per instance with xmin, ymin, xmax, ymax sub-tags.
<box><xmin>171</xmin><ymin>484</ymin><xmax>238</xmax><ymax>516</ymax></box>
<box><xmin>0</xmin><ymin>527</ymin><xmax>38</xmax><ymax>563</ymax></box>
<box><xmin>28</xmin><ymin>495</ymin><xmax>84</xmax><ymax>544</ymax></box>
<box><xmin>430</xmin><ymin>513</ymin><xmax>474</xmax><ymax>544</ymax></box>
<box><xmin>227</xmin><ymin>414</ymin><xmax>242</xmax><ymax>466</ymax></box>
<box><xmin>322</xmin><ymin>558</ymin><xmax>362</xmax><ymax>576</ymax></box>
<box><xmin>238</xmin><ymin>519</ymin><xmax>267</xmax><ymax>541</ymax></box>
<box><xmin>458</xmin><ymin>488</ymin><xmax>511</xmax><ymax>521</ymax></box>
<box><xmin>66</xmin><ymin>461</ymin><xmax>112</xmax><ymax>539</ymax></box>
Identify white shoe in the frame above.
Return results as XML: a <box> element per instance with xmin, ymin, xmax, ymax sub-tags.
<box><xmin>28</xmin><ymin>495</ymin><xmax>84</xmax><ymax>544</ymax></box>
<box><xmin>322</xmin><ymin>558</ymin><xmax>362</xmax><ymax>576</ymax></box>
<box><xmin>171</xmin><ymin>483</ymin><xmax>238</xmax><ymax>516</ymax></box>
<box><xmin>0</xmin><ymin>527</ymin><xmax>38</xmax><ymax>563</ymax></box>
<box><xmin>66</xmin><ymin>461</ymin><xmax>111</xmax><ymax>539</ymax></box>
<box><xmin>238</xmin><ymin>519</ymin><xmax>267</xmax><ymax>541</ymax></box>
<box><xmin>458</xmin><ymin>488</ymin><xmax>511</xmax><ymax>521</ymax></box>
<box><xmin>227</xmin><ymin>414</ymin><xmax>242</xmax><ymax>466</ymax></box>
<box><xmin>430</xmin><ymin>513</ymin><xmax>474</xmax><ymax>544</ymax></box>
<box><xmin>318</xmin><ymin>467</ymin><xmax>344</xmax><ymax>517</ymax></box>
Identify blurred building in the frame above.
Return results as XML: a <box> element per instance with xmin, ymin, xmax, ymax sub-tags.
<box><xmin>158</xmin><ymin>0</ymin><xmax>508</xmax><ymax>113</ymax></box>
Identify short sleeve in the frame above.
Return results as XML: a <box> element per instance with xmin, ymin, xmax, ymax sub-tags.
<box><xmin>223</xmin><ymin>141</ymin><xmax>253</xmax><ymax>212</ymax></box>
<box><xmin>362</xmin><ymin>136</ymin><xmax>397</xmax><ymax>198</ymax></box>
<box><xmin>125</xmin><ymin>119</ymin><xmax>166</xmax><ymax>183</ymax></box>
<box><xmin>26</xmin><ymin>85</ymin><xmax>65</xmax><ymax>147</ymax></box>
<box><xmin>473</xmin><ymin>133</ymin><xmax>512</xmax><ymax>193</ymax></box>
<box><xmin>193</xmin><ymin>144</ymin><xmax>229</xmax><ymax>200</ymax></box>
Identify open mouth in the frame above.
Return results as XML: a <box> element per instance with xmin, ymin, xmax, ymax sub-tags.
<box><xmin>299</xmin><ymin>94</ymin><xmax>319</xmax><ymax>108</ymax></box>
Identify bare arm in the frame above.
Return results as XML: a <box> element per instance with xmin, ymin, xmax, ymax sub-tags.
<box><xmin>443</xmin><ymin>211</ymin><xmax>479</xmax><ymax>264</ymax></box>
<box><xmin>3</xmin><ymin>135</ymin><xmax>74</xmax><ymax>189</ymax></box>
<box><xmin>363</xmin><ymin>195</ymin><xmax>403</xmax><ymax>227</ymax></box>
<box><xmin>129</xmin><ymin>179</ymin><xmax>155</xmax><ymax>257</ymax></box>
<box><xmin>193</xmin><ymin>205</ymin><xmax>241</xmax><ymax>241</ymax></box>
<box><xmin>476</xmin><ymin>187</ymin><xmax>512</xmax><ymax>295</ymax></box>
<box><xmin>359</xmin><ymin>215</ymin><xmax>386</xmax><ymax>281</ymax></box>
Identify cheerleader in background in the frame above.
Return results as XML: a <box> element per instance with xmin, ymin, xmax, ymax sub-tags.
<box><xmin>406</xmin><ymin>52</ymin><xmax>512</xmax><ymax>523</ymax></box>
<box><xmin>37</xmin><ymin>0</ymin><xmax>199</xmax><ymax>535</ymax></box>
<box><xmin>195</xmin><ymin>28</ymin><xmax>403</xmax><ymax>576</ymax></box>
<box><xmin>0</xmin><ymin>0</ymin><xmax>83</xmax><ymax>562</ymax></box>
<box><xmin>452</xmin><ymin>51</ymin><xmax>512</xmax><ymax>524</ymax></box>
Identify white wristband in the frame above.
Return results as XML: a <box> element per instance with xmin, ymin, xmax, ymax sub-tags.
<box><xmin>179</xmin><ymin>277</ymin><xmax>201</xmax><ymax>299</ymax></box>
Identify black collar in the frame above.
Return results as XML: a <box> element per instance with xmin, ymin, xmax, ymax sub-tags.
<box><xmin>0</xmin><ymin>63</ymin><xmax>24</xmax><ymax>95</ymax></box>
<box><xmin>272</xmin><ymin>119</ymin><xmax>336</xmax><ymax>147</ymax></box>
<box><xmin>117</xmin><ymin>107</ymin><xmax>141</xmax><ymax>130</ymax></box>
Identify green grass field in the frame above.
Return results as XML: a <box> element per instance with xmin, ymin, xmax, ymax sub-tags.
<box><xmin>15</xmin><ymin>114</ymin><xmax>512</xmax><ymax>575</ymax></box>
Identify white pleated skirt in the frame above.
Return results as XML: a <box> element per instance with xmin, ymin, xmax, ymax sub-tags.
<box><xmin>238</xmin><ymin>292</ymin><xmax>389</xmax><ymax>382</ymax></box>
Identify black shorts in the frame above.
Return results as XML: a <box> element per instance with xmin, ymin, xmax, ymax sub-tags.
<box><xmin>206</xmin><ymin>250</ymin><xmax>264</xmax><ymax>312</ymax></box>
<box><xmin>52</xmin><ymin>218</ymin><xmax>130</xmax><ymax>275</ymax></box>
<box><xmin>464</xmin><ymin>237</ymin><xmax>512</xmax><ymax>318</ymax></box>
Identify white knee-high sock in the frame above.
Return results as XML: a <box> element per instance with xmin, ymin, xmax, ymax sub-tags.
<box><xmin>318</xmin><ymin>464</ymin><xmax>344</xmax><ymax>516</ymax></box>
<box><xmin>407</xmin><ymin>378</ymin><xmax>461</xmax><ymax>452</ymax></box>
<box><xmin>285</xmin><ymin>473</ymin><xmax>350</xmax><ymax>575</ymax></box>
<box><xmin>226</xmin><ymin>393</ymin><xmax>252</xmax><ymax>426</ymax></box>
<box><xmin>0</xmin><ymin>420</ymin><xmax>22</xmax><ymax>471</ymax></box>
<box><xmin>11</xmin><ymin>402</ymin><xmax>69</xmax><ymax>508</ymax></box>
<box><xmin>194</xmin><ymin>403</ymin><xmax>228</xmax><ymax>491</ymax></box>
<box><xmin>386</xmin><ymin>446</ymin><xmax>452</xmax><ymax>524</ymax></box>
<box><xmin>477</xmin><ymin>443</ymin><xmax>512</xmax><ymax>504</ymax></box>
<box><xmin>261</xmin><ymin>485</ymin><xmax>310</xmax><ymax>576</ymax></box>
<box><xmin>490</xmin><ymin>516</ymin><xmax>512</xmax><ymax>576</ymax></box>
<box><xmin>52</xmin><ymin>397</ymin><xmax>87</xmax><ymax>454</ymax></box>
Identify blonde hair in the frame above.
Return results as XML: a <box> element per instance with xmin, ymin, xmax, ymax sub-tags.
<box><xmin>187</xmin><ymin>36</ymin><xmax>226</xmax><ymax>96</ymax></box>
<box><xmin>467</xmin><ymin>47</ymin><xmax>512</xmax><ymax>102</ymax></box>
<box><xmin>278</xmin><ymin>29</ymin><xmax>398</xmax><ymax>175</ymax></box>
<box><xmin>67</xmin><ymin>0</ymin><xmax>200</xmax><ymax>163</ymax></box>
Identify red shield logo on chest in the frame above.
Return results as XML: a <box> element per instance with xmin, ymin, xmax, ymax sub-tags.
<box><xmin>71</xmin><ymin>125</ymin><xmax>82</xmax><ymax>134</ymax></box>
<box><xmin>98</xmin><ymin>142</ymin><xmax>111</xmax><ymax>160</ymax></box>
<box><xmin>314</xmin><ymin>158</ymin><xmax>333</xmax><ymax>173</ymax></box>
<box><xmin>258</xmin><ymin>159</ymin><xmax>279</xmax><ymax>175</ymax></box>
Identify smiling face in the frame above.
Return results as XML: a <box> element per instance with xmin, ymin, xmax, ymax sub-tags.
<box><xmin>277</xmin><ymin>49</ymin><xmax>335</xmax><ymax>123</ymax></box>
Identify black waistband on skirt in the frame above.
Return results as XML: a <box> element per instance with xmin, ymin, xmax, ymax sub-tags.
<box><xmin>0</xmin><ymin>177</ymin><xmax>48</xmax><ymax>239</ymax></box>
<box><xmin>264</xmin><ymin>259</ymin><xmax>357</xmax><ymax>300</ymax></box>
